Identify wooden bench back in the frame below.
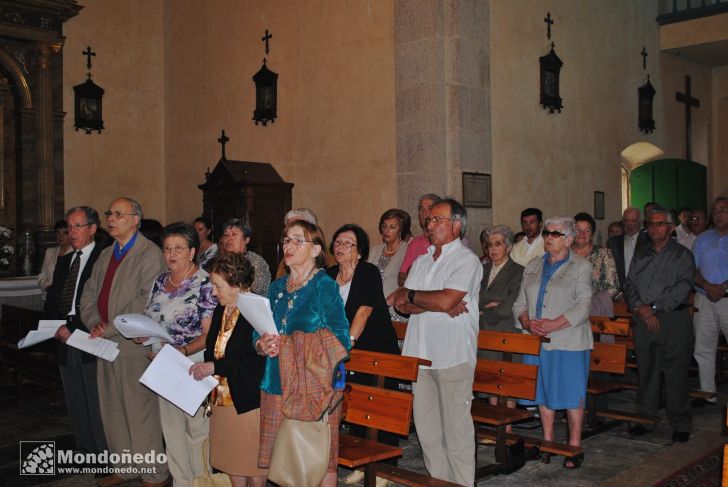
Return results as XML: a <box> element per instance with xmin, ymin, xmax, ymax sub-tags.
<box><xmin>392</xmin><ymin>321</ymin><xmax>407</xmax><ymax>341</ymax></box>
<box><xmin>590</xmin><ymin>342</ymin><xmax>627</xmax><ymax>374</ymax></box>
<box><xmin>344</xmin><ymin>383</ymin><xmax>413</xmax><ymax>436</ymax></box>
<box><xmin>474</xmin><ymin>359</ymin><xmax>538</xmax><ymax>400</ymax></box>
<box><xmin>590</xmin><ymin>316</ymin><xmax>631</xmax><ymax>337</ymax></box>
<box><xmin>477</xmin><ymin>330</ymin><xmax>542</xmax><ymax>355</ymax></box>
<box><xmin>612</xmin><ymin>300</ymin><xmax>632</xmax><ymax>318</ymax></box>
<box><xmin>346</xmin><ymin>349</ymin><xmax>430</xmax><ymax>382</ymax></box>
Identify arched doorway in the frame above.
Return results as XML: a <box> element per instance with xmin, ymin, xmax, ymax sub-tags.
<box><xmin>619</xmin><ymin>142</ymin><xmax>665</xmax><ymax>211</ymax></box>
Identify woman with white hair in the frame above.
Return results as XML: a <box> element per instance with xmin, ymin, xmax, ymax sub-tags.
<box><xmin>513</xmin><ymin>216</ymin><xmax>592</xmax><ymax>469</ymax></box>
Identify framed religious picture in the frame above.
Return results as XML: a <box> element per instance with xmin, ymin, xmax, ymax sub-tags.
<box><xmin>594</xmin><ymin>191</ymin><xmax>605</xmax><ymax>220</ymax></box>
<box><xmin>462</xmin><ymin>172</ymin><xmax>491</xmax><ymax>208</ymax></box>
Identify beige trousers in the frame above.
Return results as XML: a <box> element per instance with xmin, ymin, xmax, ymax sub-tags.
<box><xmin>412</xmin><ymin>362</ymin><xmax>475</xmax><ymax>487</ymax></box>
<box><xmin>97</xmin><ymin>353</ymin><xmax>169</xmax><ymax>482</ymax></box>
<box><xmin>159</xmin><ymin>398</ymin><xmax>209</xmax><ymax>487</ymax></box>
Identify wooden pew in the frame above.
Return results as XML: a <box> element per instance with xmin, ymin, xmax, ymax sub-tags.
<box><xmin>473</xmin><ymin>330</ymin><xmax>582</xmax><ymax>477</ymax></box>
<box><xmin>340</xmin><ymin>349</ymin><xmax>464</xmax><ymax>487</ymax></box>
<box><xmin>392</xmin><ymin>320</ymin><xmax>407</xmax><ymax>341</ymax></box>
<box><xmin>587</xmin><ymin>317</ymin><xmax>655</xmax><ymax>428</ymax></box>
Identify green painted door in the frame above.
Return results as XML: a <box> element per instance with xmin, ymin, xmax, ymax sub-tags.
<box><xmin>629</xmin><ymin>159</ymin><xmax>707</xmax><ymax>213</ymax></box>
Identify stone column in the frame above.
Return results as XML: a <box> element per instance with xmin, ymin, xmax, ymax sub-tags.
<box><xmin>34</xmin><ymin>41</ymin><xmax>62</xmax><ymax>230</ymax></box>
<box><xmin>394</xmin><ymin>0</ymin><xmax>491</xmax><ymax>246</ymax></box>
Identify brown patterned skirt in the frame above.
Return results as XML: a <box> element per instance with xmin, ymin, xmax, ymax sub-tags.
<box><xmin>258</xmin><ymin>391</ymin><xmax>342</xmax><ymax>472</ymax></box>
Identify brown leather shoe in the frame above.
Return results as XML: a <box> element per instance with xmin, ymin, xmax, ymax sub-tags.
<box><xmin>96</xmin><ymin>474</ymin><xmax>127</xmax><ymax>487</ymax></box>
<box><xmin>140</xmin><ymin>477</ymin><xmax>171</xmax><ymax>487</ymax></box>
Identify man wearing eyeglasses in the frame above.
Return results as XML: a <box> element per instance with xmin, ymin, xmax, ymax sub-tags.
<box><xmin>623</xmin><ymin>207</ymin><xmax>695</xmax><ymax>442</ymax></box>
<box><xmin>80</xmin><ymin>197</ymin><xmax>169</xmax><ymax>487</ymax></box>
<box><xmin>45</xmin><ymin>206</ymin><xmax>107</xmax><ymax>462</ymax></box>
<box><xmin>388</xmin><ymin>198</ymin><xmax>481</xmax><ymax>487</ymax></box>
<box><xmin>691</xmin><ymin>196</ymin><xmax>728</xmax><ymax>408</ymax></box>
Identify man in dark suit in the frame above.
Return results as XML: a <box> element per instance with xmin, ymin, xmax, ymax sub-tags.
<box><xmin>606</xmin><ymin>207</ymin><xmax>650</xmax><ymax>290</ymax></box>
<box><xmin>46</xmin><ymin>206</ymin><xmax>107</xmax><ymax>455</ymax></box>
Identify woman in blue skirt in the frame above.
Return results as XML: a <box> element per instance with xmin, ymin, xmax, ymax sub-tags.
<box><xmin>513</xmin><ymin>216</ymin><xmax>593</xmax><ymax>469</ymax></box>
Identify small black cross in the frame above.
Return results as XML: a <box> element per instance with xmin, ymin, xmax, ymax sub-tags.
<box><xmin>82</xmin><ymin>46</ymin><xmax>96</xmax><ymax>71</ymax></box>
<box><xmin>675</xmin><ymin>75</ymin><xmax>700</xmax><ymax>161</ymax></box>
<box><xmin>641</xmin><ymin>46</ymin><xmax>648</xmax><ymax>70</ymax></box>
<box><xmin>218</xmin><ymin>130</ymin><xmax>229</xmax><ymax>160</ymax></box>
<box><xmin>544</xmin><ymin>12</ymin><xmax>554</xmax><ymax>40</ymax></box>
<box><xmin>262</xmin><ymin>30</ymin><xmax>273</xmax><ymax>56</ymax></box>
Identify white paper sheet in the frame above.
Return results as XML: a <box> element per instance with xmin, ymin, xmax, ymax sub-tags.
<box><xmin>236</xmin><ymin>292</ymin><xmax>279</xmax><ymax>337</ymax></box>
<box><xmin>139</xmin><ymin>344</ymin><xmax>218</xmax><ymax>416</ymax></box>
<box><xmin>114</xmin><ymin>314</ymin><xmax>174</xmax><ymax>345</ymax></box>
<box><xmin>17</xmin><ymin>320</ymin><xmax>66</xmax><ymax>349</ymax></box>
<box><xmin>66</xmin><ymin>329</ymin><xmax>119</xmax><ymax>362</ymax></box>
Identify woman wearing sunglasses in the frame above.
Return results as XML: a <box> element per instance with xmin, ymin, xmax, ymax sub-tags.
<box><xmin>513</xmin><ymin>217</ymin><xmax>593</xmax><ymax>469</ymax></box>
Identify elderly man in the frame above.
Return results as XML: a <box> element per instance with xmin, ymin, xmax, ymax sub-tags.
<box><xmin>510</xmin><ymin>207</ymin><xmax>545</xmax><ymax>267</ymax></box>
<box><xmin>46</xmin><ymin>207</ymin><xmax>107</xmax><ymax>457</ymax></box>
<box><xmin>623</xmin><ymin>207</ymin><xmax>695</xmax><ymax>442</ymax></box>
<box><xmin>607</xmin><ymin>207</ymin><xmax>650</xmax><ymax>290</ymax></box>
<box><xmin>220</xmin><ymin>218</ymin><xmax>271</xmax><ymax>295</ymax></box>
<box><xmin>397</xmin><ymin>193</ymin><xmax>442</xmax><ymax>286</ymax></box>
<box><xmin>389</xmin><ymin>198</ymin><xmax>482</xmax><ymax>486</ymax></box>
<box><xmin>691</xmin><ymin>197</ymin><xmax>728</xmax><ymax>407</ymax></box>
<box><xmin>81</xmin><ymin>198</ymin><xmax>169</xmax><ymax>487</ymax></box>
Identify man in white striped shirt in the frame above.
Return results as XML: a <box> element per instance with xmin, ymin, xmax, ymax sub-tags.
<box><xmin>389</xmin><ymin>198</ymin><xmax>482</xmax><ymax>487</ymax></box>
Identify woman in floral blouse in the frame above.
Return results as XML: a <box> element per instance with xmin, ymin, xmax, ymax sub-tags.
<box><xmin>143</xmin><ymin>222</ymin><xmax>217</xmax><ymax>485</ymax></box>
<box><xmin>572</xmin><ymin>212</ymin><xmax>619</xmax><ymax>315</ymax></box>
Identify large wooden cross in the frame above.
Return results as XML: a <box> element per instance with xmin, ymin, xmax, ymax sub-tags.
<box><xmin>675</xmin><ymin>75</ymin><xmax>700</xmax><ymax>161</ymax></box>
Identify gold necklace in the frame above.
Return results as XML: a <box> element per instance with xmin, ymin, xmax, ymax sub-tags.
<box><xmin>382</xmin><ymin>239</ymin><xmax>402</xmax><ymax>256</ymax></box>
<box><xmin>286</xmin><ymin>267</ymin><xmax>317</xmax><ymax>293</ymax></box>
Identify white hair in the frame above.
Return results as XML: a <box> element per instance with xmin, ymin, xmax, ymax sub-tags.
<box><xmin>544</xmin><ymin>216</ymin><xmax>575</xmax><ymax>239</ymax></box>
<box><xmin>284</xmin><ymin>208</ymin><xmax>318</xmax><ymax>225</ymax></box>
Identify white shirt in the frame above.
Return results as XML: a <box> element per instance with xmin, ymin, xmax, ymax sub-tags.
<box><xmin>511</xmin><ymin>235</ymin><xmax>545</xmax><ymax>267</ymax></box>
<box><xmin>676</xmin><ymin>224</ymin><xmax>696</xmax><ymax>250</ymax></box>
<box><xmin>624</xmin><ymin>233</ymin><xmax>638</xmax><ymax>276</ymax></box>
<box><xmin>487</xmin><ymin>257</ymin><xmax>509</xmax><ymax>287</ymax></box>
<box><xmin>403</xmin><ymin>239</ymin><xmax>482</xmax><ymax>369</ymax></box>
<box><xmin>68</xmin><ymin>241</ymin><xmax>96</xmax><ymax>316</ymax></box>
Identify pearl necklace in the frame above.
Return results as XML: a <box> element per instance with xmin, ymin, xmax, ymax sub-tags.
<box><xmin>382</xmin><ymin>239</ymin><xmax>402</xmax><ymax>256</ymax></box>
<box><xmin>167</xmin><ymin>262</ymin><xmax>195</xmax><ymax>288</ymax></box>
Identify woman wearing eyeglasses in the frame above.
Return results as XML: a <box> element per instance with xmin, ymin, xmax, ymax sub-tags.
<box><xmin>513</xmin><ymin>217</ymin><xmax>592</xmax><ymax>469</ymax></box>
<box><xmin>572</xmin><ymin>212</ymin><xmax>619</xmax><ymax>316</ymax></box>
<box><xmin>142</xmin><ymin>222</ymin><xmax>217</xmax><ymax>484</ymax></box>
<box><xmin>254</xmin><ymin>221</ymin><xmax>350</xmax><ymax>487</ymax></box>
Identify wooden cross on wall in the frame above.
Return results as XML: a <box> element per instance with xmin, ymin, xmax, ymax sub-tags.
<box><xmin>82</xmin><ymin>46</ymin><xmax>96</xmax><ymax>75</ymax></box>
<box><xmin>641</xmin><ymin>46</ymin><xmax>648</xmax><ymax>70</ymax></box>
<box><xmin>675</xmin><ymin>75</ymin><xmax>700</xmax><ymax>161</ymax></box>
<box><xmin>262</xmin><ymin>30</ymin><xmax>273</xmax><ymax>56</ymax></box>
<box><xmin>544</xmin><ymin>12</ymin><xmax>554</xmax><ymax>39</ymax></box>
<box><xmin>218</xmin><ymin>130</ymin><xmax>229</xmax><ymax>160</ymax></box>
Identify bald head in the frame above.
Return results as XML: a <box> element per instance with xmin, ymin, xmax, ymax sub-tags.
<box><xmin>622</xmin><ymin>207</ymin><xmax>641</xmax><ymax>237</ymax></box>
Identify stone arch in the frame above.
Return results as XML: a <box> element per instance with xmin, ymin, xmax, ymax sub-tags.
<box><xmin>0</xmin><ymin>47</ymin><xmax>32</xmax><ymax>109</ymax></box>
<box><xmin>619</xmin><ymin>142</ymin><xmax>665</xmax><ymax>209</ymax></box>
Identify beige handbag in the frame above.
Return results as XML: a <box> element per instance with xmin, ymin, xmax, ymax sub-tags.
<box><xmin>192</xmin><ymin>438</ymin><xmax>232</xmax><ymax>487</ymax></box>
<box><xmin>267</xmin><ymin>413</ymin><xmax>330</xmax><ymax>487</ymax></box>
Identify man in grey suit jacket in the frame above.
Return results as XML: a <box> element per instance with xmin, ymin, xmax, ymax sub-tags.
<box><xmin>606</xmin><ymin>207</ymin><xmax>650</xmax><ymax>290</ymax></box>
<box><xmin>81</xmin><ymin>197</ymin><xmax>168</xmax><ymax>487</ymax></box>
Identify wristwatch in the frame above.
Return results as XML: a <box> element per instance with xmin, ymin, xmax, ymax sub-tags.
<box><xmin>651</xmin><ymin>304</ymin><xmax>658</xmax><ymax>313</ymax></box>
<box><xmin>407</xmin><ymin>289</ymin><xmax>416</xmax><ymax>304</ymax></box>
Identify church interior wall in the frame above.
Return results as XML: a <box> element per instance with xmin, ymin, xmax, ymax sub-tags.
<box><xmin>163</xmin><ymin>0</ymin><xmax>396</xmax><ymax>240</ymax></box>
<box><xmin>62</xmin><ymin>0</ymin><xmax>167</xmax><ymax>221</ymax></box>
<box><xmin>711</xmin><ymin>66</ymin><xmax>728</xmax><ymax>199</ymax></box>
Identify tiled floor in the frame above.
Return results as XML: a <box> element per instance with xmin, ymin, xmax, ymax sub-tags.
<box><xmin>2</xmin><ymin>380</ymin><xmax>725</xmax><ymax>486</ymax></box>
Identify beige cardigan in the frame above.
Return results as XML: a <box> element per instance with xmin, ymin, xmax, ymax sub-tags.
<box><xmin>80</xmin><ymin>233</ymin><xmax>165</xmax><ymax>357</ymax></box>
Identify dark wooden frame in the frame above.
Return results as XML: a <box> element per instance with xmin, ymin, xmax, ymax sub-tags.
<box><xmin>594</xmin><ymin>191</ymin><xmax>605</xmax><ymax>220</ymax></box>
<box><xmin>462</xmin><ymin>172</ymin><xmax>491</xmax><ymax>208</ymax></box>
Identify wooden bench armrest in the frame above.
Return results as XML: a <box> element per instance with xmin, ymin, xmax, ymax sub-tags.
<box><xmin>369</xmin><ymin>463</ymin><xmax>465</xmax><ymax>487</ymax></box>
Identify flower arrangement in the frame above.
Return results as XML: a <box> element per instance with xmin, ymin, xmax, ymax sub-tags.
<box><xmin>0</xmin><ymin>225</ymin><xmax>14</xmax><ymax>268</ymax></box>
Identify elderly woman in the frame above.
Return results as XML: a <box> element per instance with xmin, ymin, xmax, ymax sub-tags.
<box><xmin>189</xmin><ymin>252</ymin><xmax>267</xmax><ymax>486</ymax></box>
<box><xmin>367</xmin><ymin>209</ymin><xmax>411</xmax><ymax>321</ymax></box>
<box><xmin>193</xmin><ymin>216</ymin><xmax>218</xmax><ymax>268</ymax></box>
<box><xmin>513</xmin><ymin>217</ymin><xmax>592</xmax><ymax>469</ymax></box>
<box><xmin>255</xmin><ymin>221</ymin><xmax>350</xmax><ymax>487</ymax></box>
<box><xmin>142</xmin><ymin>222</ymin><xmax>217</xmax><ymax>485</ymax></box>
<box><xmin>329</xmin><ymin>224</ymin><xmax>400</xmax><ymax>485</ymax></box>
<box><xmin>221</xmin><ymin>218</ymin><xmax>271</xmax><ymax>296</ymax></box>
<box><xmin>572</xmin><ymin>212</ymin><xmax>619</xmax><ymax>316</ymax></box>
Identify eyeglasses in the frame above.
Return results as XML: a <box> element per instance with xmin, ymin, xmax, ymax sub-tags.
<box><xmin>541</xmin><ymin>230</ymin><xmax>566</xmax><ymax>238</ymax></box>
<box><xmin>163</xmin><ymin>245</ymin><xmax>189</xmax><ymax>254</ymax></box>
<box><xmin>645</xmin><ymin>221</ymin><xmax>672</xmax><ymax>228</ymax></box>
<box><xmin>281</xmin><ymin>237</ymin><xmax>311</xmax><ymax>247</ymax></box>
<box><xmin>575</xmin><ymin>228</ymin><xmax>592</xmax><ymax>234</ymax></box>
<box><xmin>689</xmin><ymin>216</ymin><xmax>705</xmax><ymax>221</ymax></box>
<box><xmin>104</xmin><ymin>210</ymin><xmax>137</xmax><ymax>219</ymax></box>
<box><xmin>333</xmin><ymin>240</ymin><xmax>357</xmax><ymax>249</ymax></box>
<box><xmin>380</xmin><ymin>223</ymin><xmax>400</xmax><ymax>231</ymax></box>
<box><xmin>713</xmin><ymin>208</ymin><xmax>728</xmax><ymax>215</ymax></box>
<box><xmin>66</xmin><ymin>223</ymin><xmax>92</xmax><ymax>231</ymax></box>
<box><xmin>424</xmin><ymin>216</ymin><xmax>453</xmax><ymax>226</ymax></box>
